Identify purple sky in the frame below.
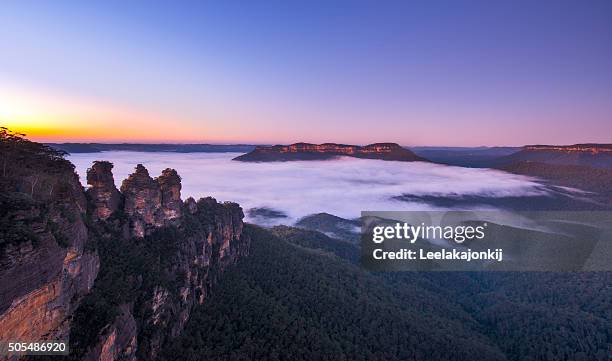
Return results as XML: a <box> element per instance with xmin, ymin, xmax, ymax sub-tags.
<box><xmin>1</xmin><ymin>1</ymin><xmax>611</xmax><ymax>145</ymax></box>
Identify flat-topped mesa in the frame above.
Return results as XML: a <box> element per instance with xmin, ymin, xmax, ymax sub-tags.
<box><xmin>87</xmin><ymin>161</ymin><xmax>122</xmax><ymax>221</ymax></box>
<box><xmin>524</xmin><ymin>144</ymin><xmax>612</xmax><ymax>154</ymax></box>
<box><xmin>496</xmin><ymin>143</ymin><xmax>612</xmax><ymax>169</ymax></box>
<box><xmin>233</xmin><ymin>142</ymin><xmax>425</xmax><ymax>162</ymax></box>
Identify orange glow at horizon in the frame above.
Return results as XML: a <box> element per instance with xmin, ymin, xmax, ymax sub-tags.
<box><xmin>0</xmin><ymin>83</ymin><xmax>224</xmax><ymax>143</ymax></box>
<box><xmin>0</xmin><ymin>82</ymin><xmax>309</xmax><ymax>145</ymax></box>
<box><xmin>3</xmin><ymin>120</ymin><xmax>212</xmax><ymax>144</ymax></box>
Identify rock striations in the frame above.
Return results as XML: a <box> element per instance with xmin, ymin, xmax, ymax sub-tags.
<box><xmin>79</xmin><ymin>164</ymin><xmax>249</xmax><ymax>361</ymax></box>
<box><xmin>233</xmin><ymin>142</ymin><xmax>426</xmax><ymax>162</ymax></box>
<box><xmin>1</xmin><ymin>144</ymin><xmax>250</xmax><ymax>361</ymax></box>
<box><xmin>113</xmin><ymin>164</ymin><xmax>185</xmax><ymax>238</ymax></box>
<box><xmin>157</xmin><ymin>168</ymin><xmax>182</xmax><ymax>222</ymax></box>
<box><xmin>86</xmin><ymin>161</ymin><xmax>122</xmax><ymax>221</ymax></box>
<box><xmin>0</xmin><ymin>156</ymin><xmax>99</xmax><ymax>353</ymax></box>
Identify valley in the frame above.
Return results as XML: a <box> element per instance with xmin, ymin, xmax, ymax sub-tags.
<box><xmin>1</xmin><ymin>133</ymin><xmax>611</xmax><ymax>361</ymax></box>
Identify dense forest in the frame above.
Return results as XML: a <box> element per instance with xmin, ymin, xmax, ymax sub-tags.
<box><xmin>161</xmin><ymin>226</ymin><xmax>611</xmax><ymax>361</ymax></box>
<box><xmin>3</xmin><ymin>129</ymin><xmax>610</xmax><ymax>361</ymax></box>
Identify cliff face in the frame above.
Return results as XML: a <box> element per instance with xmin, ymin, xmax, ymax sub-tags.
<box><xmin>0</xmin><ymin>160</ymin><xmax>99</xmax><ymax>349</ymax></box>
<box><xmin>523</xmin><ymin>144</ymin><xmax>612</xmax><ymax>153</ymax></box>
<box><xmin>496</xmin><ymin>144</ymin><xmax>612</xmax><ymax>170</ymax></box>
<box><xmin>1</xmin><ymin>134</ymin><xmax>250</xmax><ymax>361</ymax></box>
<box><xmin>233</xmin><ymin>142</ymin><xmax>425</xmax><ymax>162</ymax></box>
<box><xmin>79</xmin><ymin>164</ymin><xmax>250</xmax><ymax>361</ymax></box>
<box><xmin>157</xmin><ymin>169</ymin><xmax>182</xmax><ymax>221</ymax></box>
<box><xmin>86</xmin><ymin>161</ymin><xmax>122</xmax><ymax>221</ymax></box>
<box><xmin>120</xmin><ymin>164</ymin><xmax>163</xmax><ymax>238</ymax></box>
<box><xmin>119</xmin><ymin>165</ymin><xmax>184</xmax><ymax>238</ymax></box>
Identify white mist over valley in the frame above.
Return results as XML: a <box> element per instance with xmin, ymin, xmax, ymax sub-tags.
<box><xmin>70</xmin><ymin>151</ymin><xmax>553</xmax><ymax>225</ymax></box>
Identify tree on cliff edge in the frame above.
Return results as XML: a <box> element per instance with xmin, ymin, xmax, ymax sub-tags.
<box><xmin>0</xmin><ymin>127</ymin><xmax>73</xmax><ymax>198</ymax></box>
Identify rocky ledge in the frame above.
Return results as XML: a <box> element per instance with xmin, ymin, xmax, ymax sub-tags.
<box><xmin>78</xmin><ymin>163</ymin><xmax>250</xmax><ymax>360</ymax></box>
<box><xmin>233</xmin><ymin>142</ymin><xmax>426</xmax><ymax>162</ymax></box>
<box><xmin>1</xmin><ymin>135</ymin><xmax>250</xmax><ymax>361</ymax></box>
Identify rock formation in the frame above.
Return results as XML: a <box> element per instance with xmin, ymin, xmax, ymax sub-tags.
<box><xmin>184</xmin><ymin>196</ymin><xmax>198</xmax><ymax>215</ymax></box>
<box><xmin>118</xmin><ymin>165</ymin><xmax>186</xmax><ymax>238</ymax></box>
<box><xmin>1</xmin><ymin>135</ymin><xmax>250</xmax><ymax>361</ymax></box>
<box><xmin>82</xmin><ymin>304</ymin><xmax>137</xmax><ymax>361</ymax></box>
<box><xmin>120</xmin><ymin>164</ymin><xmax>162</xmax><ymax>238</ymax></box>
<box><xmin>233</xmin><ymin>142</ymin><xmax>426</xmax><ymax>162</ymax></box>
<box><xmin>80</xmin><ymin>164</ymin><xmax>250</xmax><ymax>361</ymax></box>
<box><xmin>156</xmin><ymin>168</ymin><xmax>182</xmax><ymax>222</ymax></box>
<box><xmin>86</xmin><ymin>161</ymin><xmax>122</xmax><ymax>221</ymax></box>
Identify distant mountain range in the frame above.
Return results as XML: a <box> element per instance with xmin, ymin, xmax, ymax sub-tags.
<box><xmin>233</xmin><ymin>142</ymin><xmax>425</xmax><ymax>162</ymax></box>
<box><xmin>409</xmin><ymin>146</ymin><xmax>520</xmax><ymax>167</ymax></box>
<box><xmin>48</xmin><ymin>142</ymin><xmax>612</xmax><ymax>171</ymax></box>
<box><xmin>47</xmin><ymin>143</ymin><xmax>258</xmax><ymax>153</ymax></box>
<box><xmin>491</xmin><ymin>144</ymin><xmax>612</xmax><ymax>169</ymax></box>
<box><xmin>412</xmin><ymin>144</ymin><xmax>612</xmax><ymax>169</ymax></box>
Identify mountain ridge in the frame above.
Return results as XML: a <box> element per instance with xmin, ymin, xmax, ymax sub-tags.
<box><xmin>490</xmin><ymin>144</ymin><xmax>612</xmax><ymax>169</ymax></box>
<box><xmin>233</xmin><ymin>142</ymin><xmax>426</xmax><ymax>162</ymax></box>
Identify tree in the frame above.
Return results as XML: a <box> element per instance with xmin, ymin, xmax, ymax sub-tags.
<box><xmin>0</xmin><ymin>126</ymin><xmax>72</xmax><ymax>198</ymax></box>
<box><xmin>0</xmin><ymin>127</ymin><xmax>27</xmax><ymax>178</ymax></box>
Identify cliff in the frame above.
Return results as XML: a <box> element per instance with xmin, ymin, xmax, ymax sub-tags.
<box><xmin>493</xmin><ymin>144</ymin><xmax>612</xmax><ymax>169</ymax></box>
<box><xmin>86</xmin><ymin>161</ymin><xmax>122</xmax><ymax>221</ymax></box>
<box><xmin>523</xmin><ymin>144</ymin><xmax>612</xmax><ymax>153</ymax></box>
<box><xmin>0</xmin><ymin>130</ymin><xmax>250</xmax><ymax>361</ymax></box>
<box><xmin>73</xmin><ymin>164</ymin><xmax>250</xmax><ymax>361</ymax></box>
<box><xmin>233</xmin><ymin>142</ymin><xmax>425</xmax><ymax>162</ymax></box>
<box><xmin>0</xmin><ymin>136</ymin><xmax>99</xmax><ymax>354</ymax></box>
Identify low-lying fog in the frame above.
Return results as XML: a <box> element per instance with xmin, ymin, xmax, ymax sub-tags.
<box><xmin>70</xmin><ymin>152</ymin><xmax>550</xmax><ymax>225</ymax></box>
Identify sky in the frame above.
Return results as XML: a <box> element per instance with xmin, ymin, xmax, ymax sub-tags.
<box><xmin>1</xmin><ymin>0</ymin><xmax>611</xmax><ymax>146</ymax></box>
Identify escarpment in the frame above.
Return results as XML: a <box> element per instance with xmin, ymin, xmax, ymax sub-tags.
<box><xmin>0</xmin><ymin>141</ymin><xmax>100</xmax><ymax>353</ymax></box>
<box><xmin>493</xmin><ymin>143</ymin><xmax>612</xmax><ymax>169</ymax></box>
<box><xmin>74</xmin><ymin>164</ymin><xmax>250</xmax><ymax>361</ymax></box>
<box><xmin>233</xmin><ymin>142</ymin><xmax>426</xmax><ymax>162</ymax></box>
<box><xmin>0</xmin><ymin>132</ymin><xmax>250</xmax><ymax>361</ymax></box>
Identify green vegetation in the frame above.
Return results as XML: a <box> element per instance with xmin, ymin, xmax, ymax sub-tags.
<box><xmin>271</xmin><ymin>225</ymin><xmax>359</xmax><ymax>263</ymax></box>
<box><xmin>160</xmin><ymin>225</ymin><xmax>506</xmax><ymax>361</ymax></box>
<box><xmin>6</xmin><ymin>129</ymin><xmax>609</xmax><ymax>360</ymax></box>
<box><xmin>0</xmin><ymin>127</ymin><xmax>74</xmax><ymax>199</ymax></box>
<box><xmin>0</xmin><ymin>193</ymin><xmax>42</xmax><ymax>248</ymax></box>
<box><xmin>69</xmin><ymin>219</ymin><xmax>185</xmax><ymax>360</ymax></box>
<box><xmin>162</xmin><ymin>225</ymin><xmax>611</xmax><ymax>361</ymax></box>
<box><xmin>69</xmin><ymin>197</ymin><xmax>239</xmax><ymax>360</ymax></box>
<box><xmin>0</xmin><ymin>128</ymin><xmax>79</xmax><ymax>250</ymax></box>
<box><xmin>295</xmin><ymin>213</ymin><xmax>361</xmax><ymax>243</ymax></box>
<box><xmin>501</xmin><ymin>161</ymin><xmax>612</xmax><ymax>209</ymax></box>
